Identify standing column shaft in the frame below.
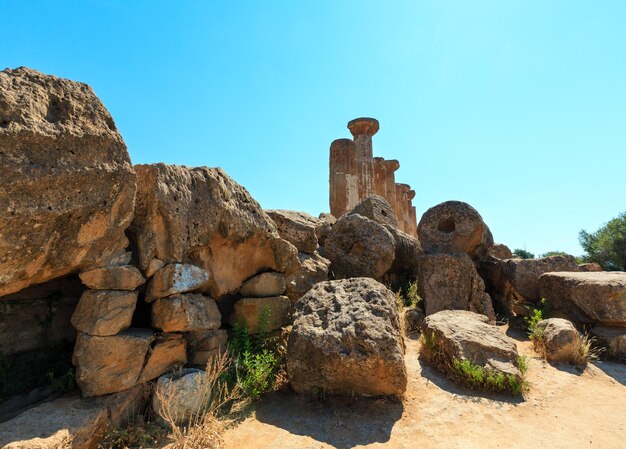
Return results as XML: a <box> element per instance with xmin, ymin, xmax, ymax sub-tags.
<box><xmin>329</xmin><ymin>139</ymin><xmax>357</xmax><ymax>217</ymax></box>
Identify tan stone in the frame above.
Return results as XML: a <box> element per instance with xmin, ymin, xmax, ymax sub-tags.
<box><xmin>145</xmin><ymin>263</ymin><xmax>209</xmax><ymax>302</ymax></box>
<box><xmin>287</xmin><ymin>278</ymin><xmax>406</xmax><ymax>397</ymax></box>
<box><xmin>72</xmin><ymin>329</ymin><xmax>154</xmax><ymax>397</ymax></box>
<box><xmin>285</xmin><ymin>252</ymin><xmax>330</xmax><ymax>302</ymax></box>
<box><xmin>151</xmin><ymin>293</ymin><xmax>221</xmax><ymax>332</ymax></box>
<box><xmin>590</xmin><ymin>326</ymin><xmax>626</xmax><ymax>361</ymax></box>
<box><xmin>240</xmin><ymin>272</ymin><xmax>286</xmax><ymax>297</ymax></box>
<box><xmin>187</xmin><ymin>329</ymin><xmax>229</xmax><ymax>366</ymax></box>
<box><xmin>138</xmin><ymin>333</ymin><xmax>187</xmax><ymax>383</ymax></box>
<box><xmin>71</xmin><ymin>289</ymin><xmax>137</xmax><ymax>336</ymax></box>
<box><xmin>506</xmin><ymin>255</ymin><xmax>580</xmax><ymax>303</ymax></box>
<box><xmin>145</xmin><ymin>258</ymin><xmax>166</xmax><ymax>278</ymax></box>
<box><xmin>129</xmin><ymin>163</ymin><xmax>299</xmax><ymax>298</ymax></box>
<box><xmin>324</xmin><ymin>214</ymin><xmax>395</xmax><ymax>280</ymax></box>
<box><xmin>230</xmin><ymin>296</ymin><xmax>291</xmax><ymax>334</ymax></box>
<box><xmin>266</xmin><ymin>210</ymin><xmax>321</xmax><ymax>254</ymax></box>
<box><xmin>349</xmin><ymin>194</ymin><xmax>398</xmax><ymax>228</ymax></box>
<box><xmin>417</xmin><ymin>253</ymin><xmax>495</xmax><ymax>320</ymax></box>
<box><xmin>79</xmin><ymin>265</ymin><xmax>145</xmax><ymax>290</ymax></box>
<box><xmin>579</xmin><ymin>262</ymin><xmax>602</xmax><ymax>272</ymax></box>
<box><xmin>539</xmin><ymin>271</ymin><xmax>626</xmax><ymax>326</ymax></box>
<box><xmin>534</xmin><ymin>318</ymin><xmax>582</xmax><ymax>363</ymax></box>
<box><xmin>0</xmin><ymin>67</ymin><xmax>136</xmax><ymax>297</ymax></box>
<box><xmin>417</xmin><ymin>200</ymin><xmax>493</xmax><ymax>262</ymax></box>
<box><xmin>490</xmin><ymin>243</ymin><xmax>514</xmax><ymax>260</ymax></box>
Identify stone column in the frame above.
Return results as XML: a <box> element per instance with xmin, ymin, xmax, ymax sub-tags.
<box><xmin>347</xmin><ymin>118</ymin><xmax>379</xmax><ymax>203</ymax></box>
<box><xmin>373</xmin><ymin>157</ymin><xmax>387</xmax><ymax>198</ymax></box>
<box><xmin>329</xmin><ymin>138</ymin><xmax>358</xmax><ymax>218</ymax></box>
<box><xmin>384</xmin><ymin>159</ymin><xmax>399</xmax><ymax>218</ymax></box>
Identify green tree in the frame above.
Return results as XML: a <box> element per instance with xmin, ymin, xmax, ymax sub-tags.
<box><xmin>540</xmin><ymin>251</ymin><xmax>569</xmax><ymax>258</ymax></box>
<box><xmin>579</xmin><ymin>211</ymin><xmax>626</xmax><ymax>271</ymax></box>
<box><xmin>513</xmin><ymin>249</ymin><xmax>535</xmax><ymax>259</ymax></box>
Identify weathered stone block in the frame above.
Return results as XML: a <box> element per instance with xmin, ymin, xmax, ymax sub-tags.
<box><xmin>71</xmin><ymin>289</ymin><xmax>137</xmax><ymax>336</ymax></box>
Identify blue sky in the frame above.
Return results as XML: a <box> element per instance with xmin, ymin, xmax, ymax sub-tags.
<box><xmin>3</xmin><ymin>1</ymin><xmax>625</xmax><ymax>256</ymax></box>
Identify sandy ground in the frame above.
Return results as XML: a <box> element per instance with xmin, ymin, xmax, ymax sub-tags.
<box><xmin>223</xmin><ymin>329</ymin><xmax>626</xmax><ymax>449</ymax></box>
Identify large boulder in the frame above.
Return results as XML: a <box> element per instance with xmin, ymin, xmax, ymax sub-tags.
<box><xmin>72</xmin><ymin>329</ymin><xmax>154</xmax><ymax>397</ymax></box>
<box><xmin>152</xmin><ymin>369</ymin><xmax>206</xmax><ymax>425</ymax></box>
<box><xmin>417</xmin><ymin>253</ymin><xmax>495</xmax><ymax>320</ymax></box>
<box><xmin>128</xmin><ymin>163</ymin><xmax>298</xmax><ymax>298</ymax></box>
<box><xmin>324</xmin><ymin>214</ymin><xmax>395</xmax><ymax>280</ymax></box>
<box><xmin>0</xmin><ymin>67</ymin><xmax>136</xmax><ymax>297</ymax></box>
<box><xmin>151</xmin><ymin>293</ymin><xmax>222</xmax><ymax>332</ymax></box>
<box><xmin>266</xmin><ymin>210</ymin><xmax>320</xmax><ymax>254</ymax></box>
<box><xmin>417</xmin><ymin>201</ymin><xmax>493</xmax><ymax>263</ymax></box>
<box><xmin>71</xmin><ymin>289</ymin><xmax>137</xmax><ymax>336</ymax></box>
<box><xmin>348</xmin><ymin>195</ymin><xmax>398</xmax><ymax>228</ymax></box>
<box><xmin>421</xmin><ymin>310</ymin><xmax>523</xmax><ymax>390</ymax></box>
<box><xmin>590</xmin><ymin>326</ymin><xmax>626</xmax><ymax>361</ymax></box>
<box><xmin>490</xmin><ymin>243</ymin><xmax>513</xmax><ymax>260</ymax></box>
<box><xmin>316</xmin><ymin>213</ymin><xmax>336</xmax><ymax>246</ymax></box>
<box><xmin>533</xmin><ymin>318</ymin><xmax>582</xmax><ymax>364</ymax></box>
<box><xmin>506</xmin><ymin>255</ymin><xmax>580</xmax><ymax>304</ymax></box>
<box><xmin>539</xmin><ymin>271</ymin><xmax>626</xmax><ymax>326</ymax></box>
<box><xmin>287</xmin><ymin>278</ymin><xmax>407</xmax><ymax>397</ymax></box>
<box><xmin>284</xmin><ymin>252</ymin><xmax>330</xmax><ymax>302</ymax></box>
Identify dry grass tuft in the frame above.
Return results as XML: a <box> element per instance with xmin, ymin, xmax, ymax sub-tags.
<box><xmin>156</xmin><ymin>351</ymin><xmax>241</xmax><ymax>449</ymax></box>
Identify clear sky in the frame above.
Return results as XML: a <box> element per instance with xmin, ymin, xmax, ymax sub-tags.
<box><xmin>3</xmin><ymin>1</ymin><xmax>625</xmax><ymax>256</ymax></box>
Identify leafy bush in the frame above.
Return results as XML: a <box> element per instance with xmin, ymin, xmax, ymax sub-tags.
<box><xmin>395</xmin><ymin>280</ymin><xmax>422</xmax><ymax>309</ymax></box>
<box><xmin>513</xmin><ymin>249</ymin><xmax>535</xmax><ymax>259</ymax></box>
<box><xmin>227</xmin><ymin>306</ymin><xmax>285</xmax><ymax>400</ymax></box>
<box><xmin>579</xmin><ymin>211</ymin><xmax>626</xmax><ymax>271</ymax></box>
<box><xmin>525</xmin><ymin>298</ymin><xmax>547</xmax><ymax>340</ymax></box>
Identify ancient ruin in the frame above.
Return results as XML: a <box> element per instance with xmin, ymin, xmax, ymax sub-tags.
<box><xmin>1</xmin><ymin>67</ymin><xmax>625</xmax><ymax>449</ymax></box>
<box><xmin>329</xmin><ymin>118</ymin><xmax>418</xmax><ymax>236</ymax></box>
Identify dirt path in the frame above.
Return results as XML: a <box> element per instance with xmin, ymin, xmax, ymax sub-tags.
<box><xmin>223</xmin><ymin>330</ymin><xmax>626</xmax><ymax>449</ymax></box>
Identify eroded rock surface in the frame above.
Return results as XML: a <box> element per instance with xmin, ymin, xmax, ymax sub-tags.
<box><xmin>0</xmin><ymin>67</ymin><xmax>136</xmax><ymax>297</ymax></box>
<box><xmin>417</xmin><ymin>253</ymin><xmax>495</xmax><ymax>320</ymax></box>
<box><xmin>284</xmin><ymin>252</ymin><xmax>330</xmax><ymax>302</ymax></box>
<box><xmin>71</xmin><ymin>289</ymin><xmax>137</xmax><ymax>336</ymax></box>
<box><xmin>539</xmin><ymin>271</ymin><xmax>626</xmax><ymax>326</ymax></box>
<box><xmin>79</xmin><ymin>265</ymin><xmax>145</xmax><ymax>290</ymax></box>
<box><xmin>240</xmin><ymin>272</ymin><xmax>286</xmax><ymax>297</ymax></box>
<box><xmin>324</xmin><ymin>214</ymin><xmax>395</xmax><ymax>280</ymax></box>
<box><xmin>348</xmin><ymin>195</ymin><xmax>398</xmax><ymax>228</ymax></box>
<box><xmin>417</xmin><ymin>201</ymin><xmax>493</xmax><ymax>262</ymax></box>
<box><xmin>534</xmin><ymin>318</ymin><xmax>582</xmax><ymax>364</ymax></box>
<box><xmin>421</xmin><ymin>310</ymin><xmax>522</xmax><ymax>382</ymax></box>
<box><xmin>129</xmin><ymin>163</ymin><xmax>298</xmax><ymax>298</ymax></box>
<box><xmin>151</xmin><ymin>293</ymin><xmax>221</xmax><ymax>332</ymax></box>
<box><xmin>229</xmin><ymin>296</ymin><xmax>291</xmax><ymax>334</ymax></box>
<box><xmin>145</xmin><ymin>263</ymin><xmax>210</xmax><ymax>302</ymax></box>
<box><xmin>287</xmin><ymin>278</ymin><xmax>407</xmax><ymax>396</ymax></box>
<box><xmin>266</xmin><ymin>210</ymin><xmax>320</xmax><ymax>254</ymax></box>
<box><xmin>506</xmin><ymin>255</ymin><xmax>580</xmax><ymax>303</ymax></box>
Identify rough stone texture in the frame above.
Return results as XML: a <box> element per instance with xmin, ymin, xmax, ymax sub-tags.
<box><xmin>145</xmin><ymin>258</ymin><xmax>166</xmax><ymax>278</ymax></box>
<box><xmin>129</xmin><ymin>163</ymin><xmax>299</xmax><ymax>299</ymax></box>
<box><xmin>240</xmin><ymin>272</ymin><xmax>286</xmax><ymax>297</ymax></box>
<box><xmin>266</xmin><ymin>210</ymin><xmax>320</xmax><ymax>254</ymax></box>
<box><xmin>138</xmin><ymin>333</ymin><xmax>187</xmax><ymax>383</ymax></box>
<box><xmin>0</xmin><ymin>385</ymin><xmax>150</xmax><ymax>449</ymax></box>
<box><xmin>285</xmin><ymin>252</ymin><xmax>330</xmax><ymax>302</ymax></box>
<box><xmin>89</xmin><ymin>250</ymin><xmax>132</xmax><ymax>269</ymax></box>
<box><xmin>0</xmin><ymin>67</ymin><xmax>136</xmax><ymax>297</ymax></box>
<box><xmin>0</xmin><ymin>276</ymin><xmax>82</xmax><ymax>356</ymax></box>
<box><xmin>534</xmin><ymin>318</ymin><xmax>582</xmax><ymax>363</ymax></box>
<box><xmin>417</xmin><ymin>253</ymin><xmax>495</xmax><ymax>320</ymax></box>
<box><xmin>421</xmin><ymin>310</ymin><xmax>522</xmax><ymax>380</ymax></box>
<box><xmin>478</xmin><ymin>256</ymin><xmax>523</xmax><ymax>316</ymax></box>
<box><xmin>504</xmin><ymin>255</ymin><xmax>580</xmax><ymax>304</ymax></box>
<box><xmin>287</xmin><ymin>278</ymin><xmax>407</xmax><ymax>396</ymax></box>
<box><xmin>490</xmin><ymin>243</ymin><xmax>513</xmax><ymax>260</ymax></box>
<box><xmin>324</xmin><ymin>214</ymin><xmax>395</xmax><ymax>280</ymax></box>
<box><xmin>590</xmin><ymin>326</ymin><xmax>626</xmax><ymax>361</ymax></box>
<box><xmin>316</xmin><ymin>213</ymin><xmax>336</xmax><ymax>246</ymax></box>
<box><xmin>151</xmin><ymin>293</ymin><xmax>221</xmax><ymax>332</ymax></box>
<box><xmin>152</xmin><ymin>369</ymin><xmax>206</xmax><ymax>425</ymax></box>
<box><xmin>403</xmin><ymin>307</ymin><xmax>425</xmax><ymax>334</ymax></box>
<box><xmin>72</xmin><ymin>329</ymin><xmax>154</xmax><ymax>397</ymax></box>
<box><xmin>539</xmin><ymin>271</ymin><xmax>626</xmax><ymax>326</ymax></box>
<box><xmin>70</xmin><ymin>289</ymin><xmax>137</xmax><ymax>336</ymax></box>
<box><xmin>186</xmin><ymin>329</ymin><xmax>228</xmax><ymax>366</ymax></box>
<box><xmin>384</xmin><ymin>224</ymin><xmax>423</xmax><ymax>278</ymax></box>
<box><xmin>79</xmin><ymin>265</ymin><xmax>145</xmax><ymax>290</ymax></box>
<box><xmin>145</xmin><ymin>263</ymin><xmax>209</xmax><ymax>302</ymax></box>
<box><xmin>417</xmin><ymin>201</ymin><xmax>493</xmax><ymax>263</ymax></box>
<box><xmin>348</xmin><ymin>195</ymin><xmax>398</xmax><ymax>228</ymax></box>
<box><xmin>230</xmin><ymin>296</ymin><xmax>291</xmax><ymax>334</ymax></box>
<box><xmin>579</xmin><ymin>262</ymin><xmax>603</xmax><ymax>272</ymax></box>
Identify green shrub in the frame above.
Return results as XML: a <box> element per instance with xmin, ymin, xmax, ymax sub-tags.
<box><xmin>227</xmin><ymin>306</ymin><xmax>285</xmax><ymax>400</ymax></box>
<box><xmin>525</xmin><ymin>298</ymin><xmax>547</xmax><ymax>340</ymax></box>
<box><xmin>395</xmin><ymin>280</ymin><xmax>422</xmax><ymax>309</ymax></box>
